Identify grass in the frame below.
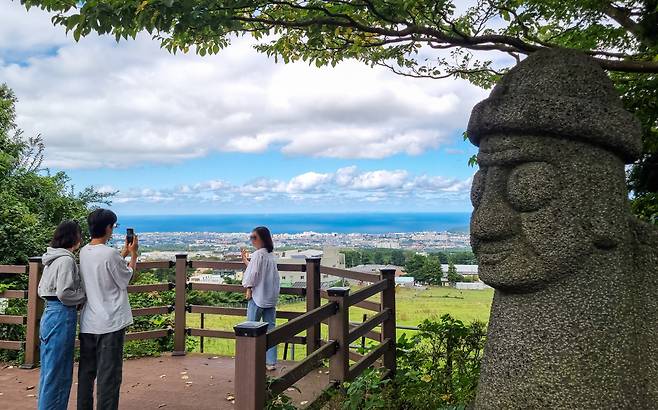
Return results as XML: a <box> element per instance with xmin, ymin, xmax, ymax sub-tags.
<box><xmin>186</xmin><ymin>286</ymin><xmax>493</xmax><ymax>357</ymax></box>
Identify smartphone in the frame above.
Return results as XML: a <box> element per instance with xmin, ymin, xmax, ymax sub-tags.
<box><xmin>126</xmin><ymin>228</ymin><xmax>135</xmax><ymax>245</ymax></box>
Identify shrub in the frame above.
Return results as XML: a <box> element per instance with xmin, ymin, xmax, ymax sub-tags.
<box><xmin>394</xmin><ymin>315</ymin><xmax>486</xmax><ymax>409</ymax></box>
<box><xmin>322</xmin><ymin>314</ymin><xmax>486</xmax><ymax>410</ymax></box>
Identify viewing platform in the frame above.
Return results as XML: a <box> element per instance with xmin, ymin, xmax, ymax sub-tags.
<box><xmin>1</xmin><ymin>354</ymin><xmax>329</xmax><ymax>409</ymax></box>
<box><xmin>0</xmin><ymin>256</ymin><xmax>397</xmax><ymax>409</ymax></box>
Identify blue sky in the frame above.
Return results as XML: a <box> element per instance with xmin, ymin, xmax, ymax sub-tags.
<box><xmin>0</xmin><ymin>2</ymin><xmax>491</xmax><ymax>215</ymax></box>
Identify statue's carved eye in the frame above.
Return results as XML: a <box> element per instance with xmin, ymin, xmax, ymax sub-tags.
<box><xmin>507</xmin><ymin>162</ymin><xmax>558</xmax><ymax>212</ymax></box>
<box><xmin>471</xmin><ymin>170</ymin><xmax>485</xmax><ymax>208</ymax></box>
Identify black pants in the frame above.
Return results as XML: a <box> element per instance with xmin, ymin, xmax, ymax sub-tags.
<box><xmin>77</xmin><ymin>328</ymin><xmax>125</xmax><ymax>410</ymax></box>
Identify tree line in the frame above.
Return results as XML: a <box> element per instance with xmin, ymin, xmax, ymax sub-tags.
<box><xmin>341</xmin><ymin>249</ymin><xmax>474</xmax><ymax>285</ymax></box>
<box><xmin>341</xmin><ymin>248</ymin><xmax>476</xmax><ymax>268</ymax></box>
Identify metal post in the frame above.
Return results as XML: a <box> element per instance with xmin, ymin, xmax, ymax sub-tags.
<box><xmin>234</xmin><ymin>321</ymin><xmax>268</xmax><ymax>410</ymax></box>
<box><xmin>200</xmin><ymin>312</ymin><xmax>204</xmax><ymax>353</ymax></box>
<box><xmin>361</xmin><ymin>313</ymin><xmax>367</xmax><ymax>351</ymax></box>
<box><xmin>327</xmin><ymin>287</ymin><xmax>350</xmax><ymax>383</ymax></box>
<box><xmin>305</xmin><ymin>257</ymin><xmax>321</xmax><ymax>356</ymax></box>
<box><xmin>21</xmin><ymin>257</ymin><xmax>43</xmax><ymax>369</ymax></box>
<box><xmin>380</xmin><ymin>269</ymin><xmax>397</xmax><ymax>376</ymax></box>
<box><xmin>173</xmin><ymin>254</ymin><xmax>187</xmax><ymax>356</ymax></box>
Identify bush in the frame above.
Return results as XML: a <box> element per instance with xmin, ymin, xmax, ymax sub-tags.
<box><xmin>322</xmin><ymin>314</ymin><xmax>486</xmax><ymax>410</ymax></box>
<box><xmin>394</xmin><ymin>315</ymin><xmax>486</xmax><ymax>409</ymax></box>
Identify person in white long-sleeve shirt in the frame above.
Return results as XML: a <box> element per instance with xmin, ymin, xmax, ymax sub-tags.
<box><xmin>242</xmin><ymin>226</ymin><xmax>280</xmax><ymax>370</ymax></box>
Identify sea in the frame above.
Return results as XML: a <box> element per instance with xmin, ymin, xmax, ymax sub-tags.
<box><xmin>118</xmin><ymin>212</ymin><xmax>471</xmax><ymax>234</ymax></box>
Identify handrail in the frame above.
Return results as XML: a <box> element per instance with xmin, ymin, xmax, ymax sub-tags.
<box><xmin>268</xmin><ymin>340</ymin><xmax>338</xmax><ymax>396</ymax></box>
<box><xmin>320</xmin><ymin>265</ymin><xmax>380</xmax><ymax>283</ymax></box>
<box><xmin>188</xmin><ymin>328</ymin><xmax>306</xmax><ymax>345</ymax></box>
<box><xmin>189</xmin><ymin>260</ymin><xmax>306</xmax><ymax>272</ymax></box>
<box><xmin>131</xmin><ymin>306</ymin><xmax>172</xmax><ymax>316</ymax></box>
<box><xmin>266</xmin><ymin>302</ymin><xmax>338</xmax><ymax>349</ymax></box>
<box><xmin>347</xmin><ymin>309</ymin><xmax>390</xmax><ymax>344</ymax></box>
<box><xmin>0</xmin><ymin>315</ymin><xmax>28</xmax><ymax>325</ymax></box>
<box><xmin>0</xmin><ymin>289</ymin><xmax>28</xmax><ymax>299</ymax></box>
<box><xmin>0</xmin><ymin>340</ymin><xmax>24</xmax><ymax>350</ymax></box>
<box><xmin>321</xmin><ymin>290</ymin><xmax>380</xmax><ymax>312</ymax></box>
<box><xmin>188</xmin><ymin>305</ymin><xmax>302</xmax><ymax>320</ymax></box>
<box><xmin>135</xmin><ymin>261</ymin><xmax>173</xmax><ymax>270</ymax></box>
<box><xmin>348</xmin><ymin>338</ymin><xmax>392</xmax><ymax>380</ymax></box>
<box><xmin>125</xmin><ymin>329</ymin><xmax>171</xmax><ymax>341</ymax></box>
<box><xmin>346</xmin><ymin>280</ymin><xmax>388</xmax><ymax>307</ymax></box>
<box><xmin>189</xmin><ymin>282</ymin><xmax>306</xmax><ymax>296</ymax></box>
<box><xmin>0</xmin><ymin>265</ymin><xmax>28</xmax><ymax>274</ymax></box>
<box><xmin>127</xmin><ymin>283</ymin><xmax>172</xmax><ymax>293</ymax></box>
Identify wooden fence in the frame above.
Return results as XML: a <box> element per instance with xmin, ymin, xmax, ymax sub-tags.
<box><xmin>0</xmin><ymin>255</ymin><xmax>396</xmax><ymax>408</ymax></box>
<box><xmin>234</xmin><ymin>265</ymin><xmax>396</xmax><ymax>410</ymax></box>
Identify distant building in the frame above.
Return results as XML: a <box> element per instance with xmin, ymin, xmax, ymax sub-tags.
<box><xmin>350</xmin><ymin>264</ymin><xmax>406</xmax><ymax>277</ymax></box>
<box><xmin>189</xmin><ymin>273</ymin><xmax>225</xmax><ymax>284</ymax></box>
<box><xmin>455</xmin><ymin>281</ymin><xmax>491</xmax><ymax>290</ymax></box>
<box><xmin>439</xmin><ymin>265</ymin><xmax>478</xmax><ymax>287</ymax></box>
<box><xmin>275</xmin><ymin>247</ymin><xmax>347</xmax><ymax>286</ymax></box>
<box><xmin>395</xmin><ymin>276</ymin><xmax>415</xmax><ymax>288</ymax></box>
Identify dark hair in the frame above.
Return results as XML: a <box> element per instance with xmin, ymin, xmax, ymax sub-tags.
<box><xmin>253</xmin><ymin>226</ymin><xmax>274</xmax><ymax>253</ymax></box>
<box><xmin>87</xmin><ymin>208</ymin><xmax>117</xmax><ymax>239</ymax></box>
<box><xmin>50</xmin><ymin>220</ymin><xmax>82</xmax><ymax>249</ymax></box>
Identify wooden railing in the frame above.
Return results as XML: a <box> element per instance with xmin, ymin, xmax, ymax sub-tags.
<box><xmin>1</xmin><ymin>254</ymin><xmax>398</xmax><ymax>409</ymax></box>
<box><xmin>233</xmin><ymin>267</ymin><xmax>397</xmax><ymax>410</ymax></box>
<box><xmin>0</xmin><ymin>260</ymin><xmax>38</xmax><ymax>368</ymax></box>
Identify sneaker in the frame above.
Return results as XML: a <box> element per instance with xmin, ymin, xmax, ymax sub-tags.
<box><xmin>266</xmin><ymin>365</ymin><xmax>277</xmax><ymax>371</ymax></box>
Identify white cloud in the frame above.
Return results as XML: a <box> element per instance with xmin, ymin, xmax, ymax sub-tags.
<box><xmin>0</xmin><ymin>2</ymin><xmax>488</xmax><ymax>169</ymax></box>
<box><xmin>104</xmin><ymin>166</ymin><xmax>473</xmax><ymax>207</ymax></box>
<box><xmin>286</xmin><ymin>172</ymin><xmax>332</xmax><ymax>193</ymax></box>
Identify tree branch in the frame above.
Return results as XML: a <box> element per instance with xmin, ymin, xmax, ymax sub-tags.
<box><xmin>603</xmin><ymin>3</ymin><xmax>644</xmax><ymax>42</ymax></box>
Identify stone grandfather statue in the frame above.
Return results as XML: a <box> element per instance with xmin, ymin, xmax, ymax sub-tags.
<box><xmin>467</xmin><ymin>48</ymin><xmax>658</xmax><ymax>409</ymax></box>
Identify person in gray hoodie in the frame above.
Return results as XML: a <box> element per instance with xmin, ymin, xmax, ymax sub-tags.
<box><xmin>37</xmin><ymin>220</ymin><xmax>85</xmax><ymax>410</ymax></box>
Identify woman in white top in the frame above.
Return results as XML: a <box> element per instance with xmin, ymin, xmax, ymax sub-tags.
<box><xmin>241</xmin><ymin>226</ymin><xmax>281</xmax><ymax>370</ymax></box>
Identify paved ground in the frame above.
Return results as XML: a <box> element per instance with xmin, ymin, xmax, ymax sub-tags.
<box><xmin>0</xmin><ymin>354</ymin><xmax>329</xmax><ymax>409</ymax></box>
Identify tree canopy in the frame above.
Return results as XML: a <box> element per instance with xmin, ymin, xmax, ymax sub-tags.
<box><xmin>0</xmin><ymin>84</ymin><xmax>113</xmax><ymax>265</ymax></box>
<box><xmin>20</xmin><ymin>0</ymin><xmax>658</xmax><ymax>222</ymax></box>
<box><xmin>21</xmin><ymin>0</ymin><xmax>658</xmax><ymax>83</ymax></box>
<box><xmin>1</xmin><ymin>84</ymin><xmax>114</xmax><ymax>361</ymax></box>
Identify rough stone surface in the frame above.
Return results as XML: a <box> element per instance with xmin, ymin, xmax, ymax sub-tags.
<box><xmin>468</xmin><ymin>48</ymin><xmax>658</xmax><ymax>409</ymax></box>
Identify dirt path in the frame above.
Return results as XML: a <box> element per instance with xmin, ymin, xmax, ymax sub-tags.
<box><xmin>0</xmin><ymin>354</ymin><xmax>329</xmax><ymax>409</ymax></box>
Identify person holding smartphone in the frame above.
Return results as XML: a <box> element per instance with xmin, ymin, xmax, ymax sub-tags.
<box><xmin>242</xmin><ymin>226</ymin><xmax>280</xmax><ymax>371</ymax></box>
<box><xmin>37</xmin><ymin>220</ymin><xmax>85</xmax><ymax>410</ymax></box>
<box><xmin>77</xmin><ymin>209</ymin><xmax>138</xmax><ymax>410</ymax></box>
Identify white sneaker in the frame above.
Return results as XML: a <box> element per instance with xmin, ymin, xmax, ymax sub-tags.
<box><xmin>266</xmin><ymin>365</ymin><xmax>277</xmax><ymax>371</ymax></box>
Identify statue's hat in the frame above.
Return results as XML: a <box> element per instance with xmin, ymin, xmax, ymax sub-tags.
<box><xmin>467</xmin><ymin>48</ymin><xmax>642</xmax><ymax>163</ymax></box>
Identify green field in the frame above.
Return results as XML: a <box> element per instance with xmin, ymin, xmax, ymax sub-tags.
<box><xmin>186</xmin><ymin>287</ymin><xmax>494</xmax><ymax>357</ymax></box>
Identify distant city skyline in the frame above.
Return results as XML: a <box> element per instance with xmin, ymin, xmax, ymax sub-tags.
<box><xmin>0</xmin><ymin>2</ymin><xmax>496</xmax><ymax>214</ymax></box>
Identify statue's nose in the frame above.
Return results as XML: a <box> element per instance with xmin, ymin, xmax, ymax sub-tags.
<box><xmin>471</xmin><ymin>172</ymin><xmax>520</xmax><ymax>242</ymax></box>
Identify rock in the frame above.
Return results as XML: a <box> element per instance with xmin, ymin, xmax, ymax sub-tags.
<box><xmin>468</xmin><ymin>48</ymin><xmax>658</xmax><ymax>409</ymax></box>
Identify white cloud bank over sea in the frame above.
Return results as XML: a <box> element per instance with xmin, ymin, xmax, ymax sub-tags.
<box><xmin>103</xmin><ymin>166</ymin><xmax>472</xmax><ymax>206</ymax></box>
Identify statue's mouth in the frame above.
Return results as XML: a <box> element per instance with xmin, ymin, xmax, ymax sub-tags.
<box><xmin>474</xmin><ymin>240</ymin><xmax>514</xmax><ymax>265</ymax></box>
<box><xmin>478</xmin><ymin>250</ymin><xmax>511</xmax><ymax>265</ymax></box>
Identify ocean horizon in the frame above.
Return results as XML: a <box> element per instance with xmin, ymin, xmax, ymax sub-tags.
<box><xmin>118</xmin><ymin>212</ymin><xmax>472</xmax><ymax>234</ymax></box>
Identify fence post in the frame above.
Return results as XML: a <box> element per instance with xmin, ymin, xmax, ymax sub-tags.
<box><xmin>200</xmin><ymin>312</ymin><xmax>205</xmax><ymax>353</ymax></box>
<box><xmin>327</xmin><ymin>287</ymin><xmax>350</xmax><ymax>383</ymax></box>
<box><xmin>173</xmin><ymin>254</ymin><xmax>187</xmax><ymax>356</ymax></box>
<box><xmin>380</xmin><ymin>269</ymin><xmax>397</xmax><ymax>377</ymax></box>
<box><xmin>21</xmin><ymin>257</ymin><xmax>43</xmax><ymax>369</ymax></box>
<box><xmin>234</xmin><ymin>321</ymin><xmax>268</xmax><ymax>410</ymax></box>
<box><xmin>305</xmin><ymin>257</ymin><xmax>321</xmax><ymax>356</ymax></box>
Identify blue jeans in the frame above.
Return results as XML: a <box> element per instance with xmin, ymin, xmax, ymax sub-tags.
<box><xmin>247</xmin><ymin>299</ymin><xmax>277</xmax><ymax>365</ymax></box>
<box><xmin>38</xmin><ymin>299</ymin><xmax>77</xmax><ymax>410</ymax></box>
